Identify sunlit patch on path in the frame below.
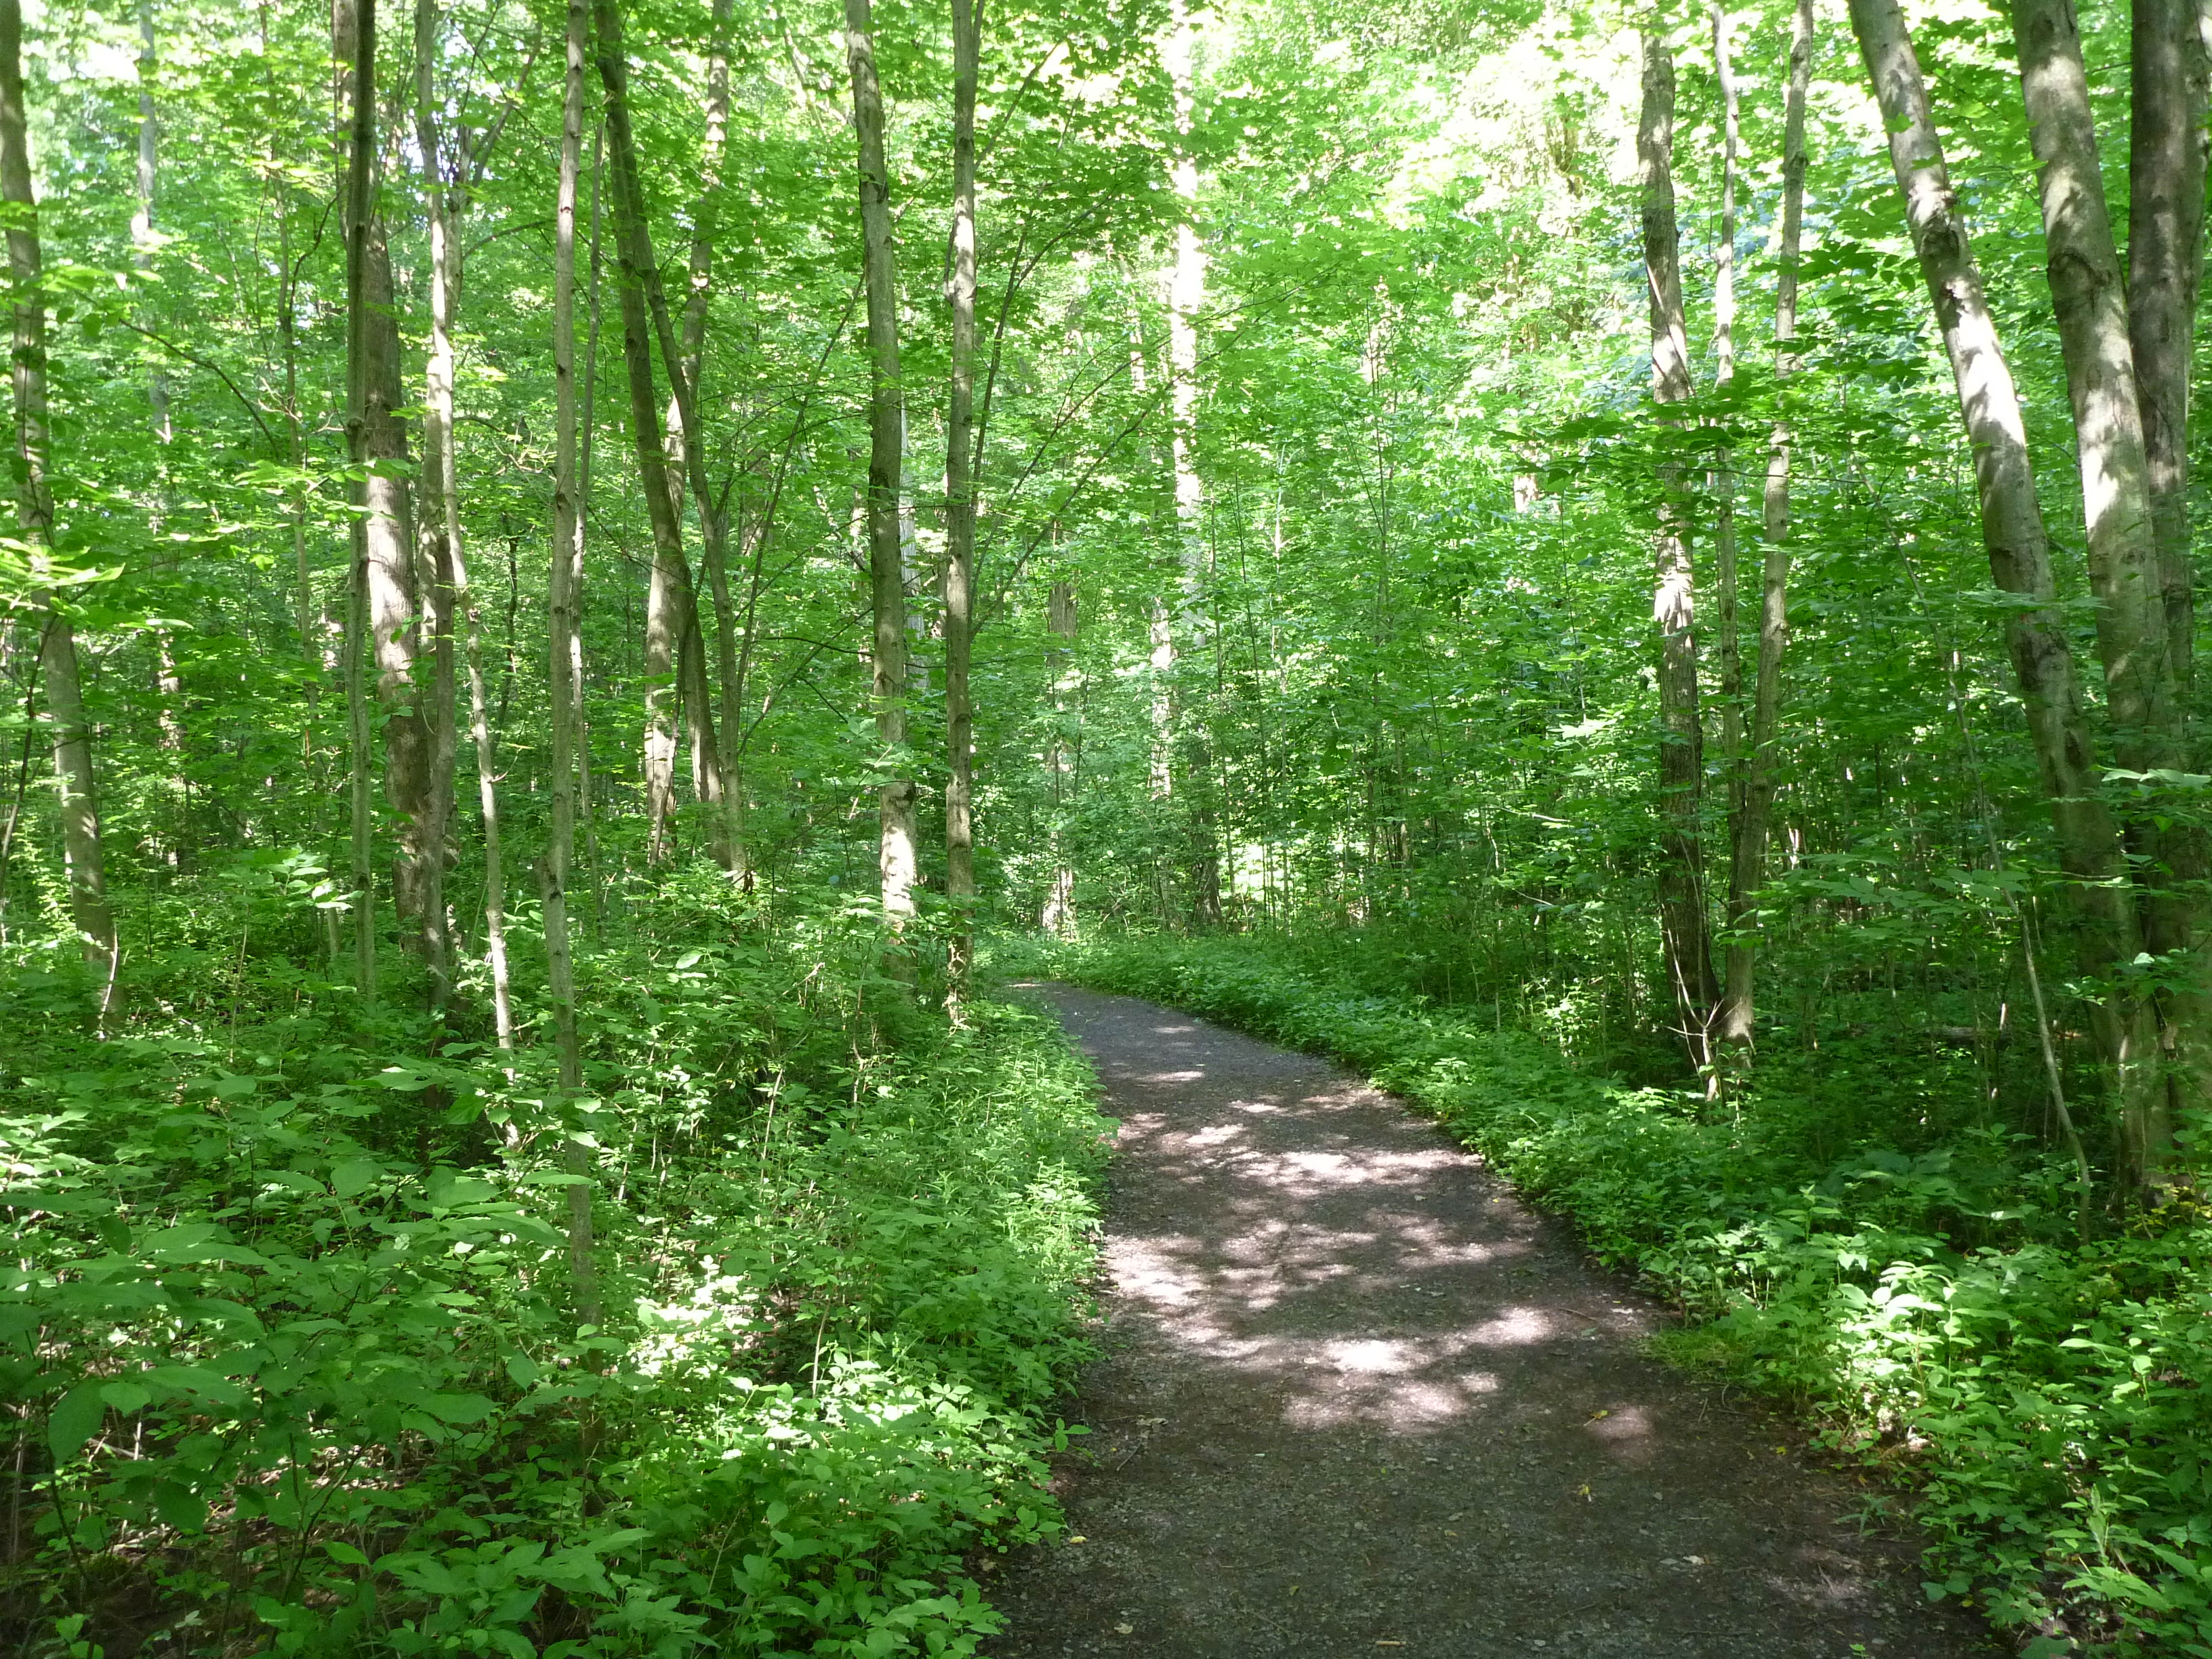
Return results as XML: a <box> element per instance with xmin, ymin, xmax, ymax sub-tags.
<box><xmin>983</xmin><ymin>985</ymin><xmax>2002</xmax><ymax>1659</ymax></box>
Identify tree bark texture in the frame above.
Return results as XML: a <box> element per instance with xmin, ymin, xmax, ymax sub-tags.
<box><xmin>1637</xmin><ymin>30</ymin><xmax>1718</xmax><ymax>1071</ymax></box>
<box><xmin>2127</xmin><ymin>0</ymin><xmax>2207</xmax><ymax>698</ymax></box>
<box><xmin>546</xmin><ymin>0</ymin><xmax>597</xmax><ymax>1332</ymax></box>
<box><xmin>845</xmin><ymin>0</ymin><xmax>917</xmax><ymax>924</ymax></box>
<box><xmin>1723</xmin><ymin>0</ymin><xmax>1812</xmax><ymax>1055</ymax></box>
<box><xmin>1710</xmin><ymin>2</ymin><xmax>1745</xmax><ymax>1084</ymax></box>
<box><xmin>1851</xmin><ymin>0</ymin><xmax>2166</xmax><ymax>1189</ymax></box>
<box><xmin>594</xmin><ymin>0</ymin><xmax>701</xmax><ymax>867</ymax></box>
<box><xmin>943</xmin><ymin>0</ymin><xmax>981</xmax><ymax>996</ymax></box>
<box><xmin>0</xmin><ymin>0</ymin><xmax>114</xmax><ymax>989</ymax></box>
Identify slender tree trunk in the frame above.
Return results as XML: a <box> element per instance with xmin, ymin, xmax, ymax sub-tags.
<box><xmin>1708</xmin><ymin>2</ymin><xmax>1743</xmax><ymax>1092</ymax></box>
<box><xmin>577</xmin><ymin>120</ymin><xmax>605</xmax><ymax>933</ymax></box>
<box><xmin>2015</xmin><ymin>0</ymin><xmax>2200</xmax><ymax>1189</ymax></box>
<box><xmin>594</xmin><ymin>0</ymin><xmax>698</xmax><ymax>867</ymax></box>
<box><xmin>1042</xmin><ymin>579</ymin><xmax>1078</xmax><ymax>935</ymax></box>
<box><xmin>337</xmin><ymin>0</ymin><xmax>377</xmax><ymax>998</ymax></box>
<box><xmin>337</xmin><ymin>0</ymin><xmax>435</xmax><ymax>977</ymax></box>
<box><xmin>416</xmin><ymin>0</ymin><xmax>512</xmax><ymax>1046</ymax></box>
<box><xmin>1638</xmin><ymin>30</ymin><xmax>1718</xmax><ymax>1071</ymax></box>
<box><xmin>1721</xmin><ymin>0</ymin><xmax>1811</xmax><ymax>1055</ymax></box>
<box><xmin>0</xmin><ymin>0</ymin><xmax>115</xmax><ymax>997</ymax></box>
<box><xmin>2127</xmin><ymin>0</ymin><xmax>2207</xmax><ymax>699</ymax></box>
<box><xmin>943</xmin><ymin>0</ymin><xmax>981</xmax><ymax>1000</ymax></box>
<box><xmin>845</xmin><ymin>0</ymin><xmax>917</xmax><ymax>926</ymax></box>
<box><xmin>1851</xmin><ymin>0</ymin><xmax>2162</xmax><ymax>1189</ymax></box>
<box><xmin>684</xmin><ymin>0</ymin><xmax>746</xmax><ymax>880</ymax></box>
<box><xmin>132</xmin><ymin>0</ymin><xmax>183</xmax><ymax>783</ymax></box>
<box><xmin>547</xmin><ymin>0</ymin><xmax>598</xmax><ymax>1332</ymax></box>
<box><xmin>1165</xmin><ymin>0</ymin><xmax>1220</xmax><ymax>926</ymax></box>
<box><xmin>413</xmin><ymin>0</ymin><xmax>456</xmax><ymax>1010</ymax></box>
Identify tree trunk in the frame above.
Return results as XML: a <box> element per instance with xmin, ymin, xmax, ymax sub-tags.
<box><xmin>593</xmin><ymin>0</ymin><xmax>700</xmax><ymax>867</ymax></box>
<box><xmin>1850</xmin><ymin>0</ymin><xmax>2163</xmax><ymax>1189</ymax></box>
<box><xmin>337</xmin><ymin>0</ymin><xmax>379</xmax><ymax>997</ymax></box>
<box><xmin>336</xmin><ymin>0</ymin><xmax>435</xmax><ymax>977</ymax></box>
<box><xmin>943</xmin><ymin>0</ymin><xmax>981</xmax><ymax>1001</ymax></box>
<box><xmin>1166</xmin><ymin>0</ymin><xmax>1220</xmax><ymax>927</ymax></box>
<box><xmin>1042</xmin><ymin>579</ymin><xmax>1078</xmax><ymax>935</ymax></box>
<box><xmin>844</xmin><ymin>0</ymin><xmax>917</xmax><ymax>926</ymax></box>
<box><xmin>1708</xmin><ymin>2</ymin><xmax>1743</xmax><ymax>1092</ymax></box>
<box><xmin>546</xmin><ymin>0</ymin><xmax>598</xmax><ymax>1333</ymax></box>
<box><xmin>416</xmin><ymin>0</ymin><xmax>512</xmax><ymax>1046</ymax></box>
<box><xmin>2014</xmin><ymin>0</ymin><xmax>2199</xmax><ymax>1189</ymax></box>
<box><xmin>2127</xmin><ymin>0</ymin><xmax>2212</xmax><ymax>1151</ymax></box>
<box><xmin>0</xmin><ymin>0</ymin><xmax>115</xmax><ymax>996</ymax></box>
<box><xmin>686</xmin><ymin>0</ymin><xmax>747</xmax><ymax>880</ymax></box>
<box><xmin>2127</xmin><ymin>0</ymin><xmax>2207</xmax><ymax>698</ymax></box>
<box><xmin>1637</xmin><ymin>29</ymin><xmax>1718</xmax><ymax>1071</ymax></box>
<box><xmin>1722</xmin><ymin>0</ymin><xmax>1812</xmax><ymax>1057</ymax></box>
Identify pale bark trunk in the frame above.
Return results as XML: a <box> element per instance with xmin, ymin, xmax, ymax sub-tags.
<box><xmin>1721</xmin><ymin>0</ymin><xmax>1811</xmax><ymax>1054</ymax></box>
<box><xmin>0</xmin><ymin>0</ymin><xmax>115</xmax><ymax>995</ymax></box>
<box><xmin>845</xmin><ymin>0</ymin><xmax>917</xmax><ymax>924</ymax></box>
<box><xmin>1042</xmin><ymin>579</ymin><xmax>1078</xmax><ymax>935</ymax></box>
<box><xmin>414</xmin><ymin>0</ymin><xmax>455</xmax><ymax>1010</ymax></box>
<box><xmin>1638</xmin><ymin>30</ymin><xmax>1718</xmax><ymax>1071</ymax></box>
<box><xmin>1851</xmin><ymin>0</ymin><xmax>2161</xmax><ymax>1188</ymax></box>
<box><xmin>2127</xmin><ymin>0</ymin><xmax>2206</xmax><ymax>697</ymax></box>
<box><xmin>1165</xmin><ymin>0</ymin><xmax>1220</xmax><ymax>927</ymax></box>
<box><xmin>2015</xmin><ymin>0</ymin><xmax>2198</xmax><ymax>1188</ymax></box>
<box><xmin>943</xmin><ymin>0</ymin><xmax>980</xmax><ymax>999</ymax></box>
<box><xmin>417</xmin><ymin>0</ymin><xmax>512</xmax><ymax>1047</ymax></box>
<box><xmin>594</xmin><ymin>0</ymin><xmax>699</xmax><ymax>867</ymax></box>
<box><xmin>2128</xmin><ymin>0</ymin><xmax>2212</xmax><ymax>1153</ymax></box>
<box><xmin>1709</xmin><ymin>3</ymin><xmax>1743</xmax><ymax>1092</ymax></box>
<box><xmin>336</xmin><ymin>0</ymin><xmax>433</xmax><ymax>975</ymax></box>
<box><xmin>547</xmin><ymin>0</ymin><xmax>598</xmax><ymax>1332</ymax></box>
<box><xmin>133</xmin><ymin>0</ymin><xmax>181</xmax><ymax>776</ymax></box>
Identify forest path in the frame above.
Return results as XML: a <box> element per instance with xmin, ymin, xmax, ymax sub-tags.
<box><xmin>982</xmin><ymin>984</ymin><xmax>2001</xmax><ymax>1659</ymax></box>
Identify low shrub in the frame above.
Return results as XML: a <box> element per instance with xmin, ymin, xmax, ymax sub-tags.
<box><xmin>1</xmin><ymin>878</ymin><xmax>1108</xmax><ymax>1658</ymax></box>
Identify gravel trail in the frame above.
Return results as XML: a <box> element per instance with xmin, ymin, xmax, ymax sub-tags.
<box><xmin>983</xmin><ymin>983</ymin><xmax>2002</xmax><ymax>1659</ymax></box>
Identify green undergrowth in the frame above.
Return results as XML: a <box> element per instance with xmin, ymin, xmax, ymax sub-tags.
<box><xmin>1040</xmin><ymin>933</ymin><xmax>2212</xmax><ymax>1659</ymax></box>
<box><xmin>0</xmin><ymin>874</ymin><xmax>1109</xmax><ymax>1658</ymax></box>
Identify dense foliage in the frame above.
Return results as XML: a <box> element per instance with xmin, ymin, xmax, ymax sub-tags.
<box><xmin>2</xmin><ymin>0</ymin><xmax>2211</xmax><ymax>1645</ymax></box>
<box><xmin>6</xmin><ymin>890</ymin><xmax>1107</xmax><ymax>1655</ymax></box>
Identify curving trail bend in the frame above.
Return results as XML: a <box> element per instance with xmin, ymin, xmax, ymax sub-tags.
<box><xmin>983</xmin><ymin>984</ymin><xmax>2002</xmax><ymax>1659</ymax></box>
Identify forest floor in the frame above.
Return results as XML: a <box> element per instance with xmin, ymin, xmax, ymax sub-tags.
<box><xmin>981</xmin><ymin>984</ymin><xmax>2007</xmax><ymax>1659</ymax></box>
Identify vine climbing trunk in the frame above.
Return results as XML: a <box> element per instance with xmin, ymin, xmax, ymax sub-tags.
<box><xmin>1637</xmin><ymin>28</ymin><xmax>1717</xmax><ymax>1073</ymax></box>
<box><xmin>0</xmin><ymin>0</ymin><xmax>115</xmax><ymax>1001</ymax></box>
<box><xmin>1851</xmin><ymin>0</ymin><xmax>2164</xmax><ymax>1195</ymax></box>
<box><xmin>846</xmin><ymin>0</ymin><xmax>917</xmax><ymax>929</ymax></box>
<box><xmin>1721</xmin><ymin>0</ymin><xmax>1811</xmax><ymax>1061</ymax></box>
<box><xmin>943</xmin><ymin>0</ymin><xmax>981</xmax><ymax>1001</ymax></box>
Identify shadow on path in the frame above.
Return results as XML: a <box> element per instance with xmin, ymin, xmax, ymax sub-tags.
<box><xmin>982</xmin><ymin>984</ymin><xmax>2001</xmax><ymax>1659</ymax></box>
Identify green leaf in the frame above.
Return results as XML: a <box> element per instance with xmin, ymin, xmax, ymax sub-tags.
<box><xmin>47</xmin><ymin>1382</ymin><xmax>106</xmax><ymax>1462</ymax></box>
